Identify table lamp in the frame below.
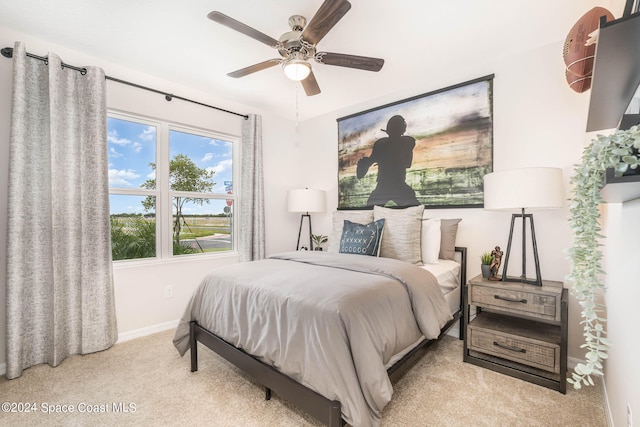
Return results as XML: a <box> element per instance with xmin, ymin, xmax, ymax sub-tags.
<box><xmin>483</xmin><ymin>167</ymin><xmax>564</xmax><ymax>286</ymax></box>
<box><xmin>287</xmin><ymin>188</ymin><xmax>326</xmax><ymax>250</ymax></box>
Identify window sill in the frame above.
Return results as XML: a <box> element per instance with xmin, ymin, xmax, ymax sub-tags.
<box><xmin>112</xmin><ymin>251</ymin><xmax>240</xmax><ymax>270</ymax></box>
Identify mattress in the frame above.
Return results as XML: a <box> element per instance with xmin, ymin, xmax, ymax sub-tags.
<box><xmin>422</xmin><ymin>259</ymin><xmax>462</xmax><ymax>315</ymax></box>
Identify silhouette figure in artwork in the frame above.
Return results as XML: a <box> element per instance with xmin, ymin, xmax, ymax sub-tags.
<box><xmin>357</xmin><ymin>115</ymin><xmax>419</xmax><ymax>207</ymax></box>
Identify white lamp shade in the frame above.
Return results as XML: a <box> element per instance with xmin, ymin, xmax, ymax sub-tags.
<box><xmin>483</xmin><ymin>167</ymin><xmax>564</xmax><ymax>210</ymax></box>
<box><xmin>287</xmin><ymin>188</ymin><xmax>326</xmax><ymax>213</ymax></box>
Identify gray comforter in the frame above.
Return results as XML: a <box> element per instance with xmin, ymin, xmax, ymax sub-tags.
<box><xmin>173</xmin><ymin>251</ymin><xmax>452</xmax><ymax>427</ymax></box>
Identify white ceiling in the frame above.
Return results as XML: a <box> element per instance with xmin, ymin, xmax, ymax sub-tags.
<box><xmin>0</xmin><ymin>0</ymin><xmax>606</xmax><ymax>120</ymax></box>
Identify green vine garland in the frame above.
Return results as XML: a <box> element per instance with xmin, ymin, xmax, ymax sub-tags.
<box><xmin>567</xmin><ymin>125</ymin><xmax>640</xmax><ymax>389</ymax></box>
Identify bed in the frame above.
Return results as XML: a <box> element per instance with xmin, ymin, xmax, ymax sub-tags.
<box><xmin>173</xmin><ymin>208</ymin><xmax>466</xmax><ymax>427</ymax></box>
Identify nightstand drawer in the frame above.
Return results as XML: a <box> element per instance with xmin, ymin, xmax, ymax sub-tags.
<box><xmin>467</xmin><ymin>312</ymin><xmax>561</xmax><ymax>373</ymax></box>
<box><xmin>469</xmin><ymin>283</ymin><xmax>559</xmax><ymax>322</ymax></box>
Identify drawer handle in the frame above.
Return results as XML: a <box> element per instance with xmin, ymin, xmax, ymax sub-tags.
<box><xmin>494</xmin><ymin>295</ymin><xmax>527</xmax><ymax>304</ymax></box>
<box><xmin>493</xmin><ymin>341</ymin><xmax>526</xmax><ymax>353</ymax></box>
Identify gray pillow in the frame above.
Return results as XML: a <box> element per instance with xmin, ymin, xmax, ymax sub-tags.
<box><xmin>373</xmin><ymin>205</ymin><xmax>425</xmax><ymax>265</ymax></box>
<box><xmin>438</xmin><ymin>218</ymin><xmax>462</xmax><ymax>260</ymax></box>
<box><xmin>339</xmin><ymin>219</ymin><xmax>385</xmax><ymax>256</ymax></box>
<box><xmin>328</xmin><ymin>211</ymin><xmax>374</xmax><ymax>253</ymax></box>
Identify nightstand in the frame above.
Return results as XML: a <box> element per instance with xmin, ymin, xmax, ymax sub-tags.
<box><xmin>463</xmin><ymin>274</ymin><xmax>568</xmax><ymax>393</ymax></box>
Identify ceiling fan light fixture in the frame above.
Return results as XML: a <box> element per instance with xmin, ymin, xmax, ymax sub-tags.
<box><xmin>283</xmin><ymin>58</ymin><xmax>311</xmax><ymax>81</ymax></box>
<box><xmin>208</xmin><ymin>2</ymin><xmax>383</xmax><ymax>96</ymax></box>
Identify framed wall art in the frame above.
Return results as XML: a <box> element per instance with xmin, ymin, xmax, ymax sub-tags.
<box><xmin>337</xmin><ymin>74</ymin><xmax>494</xmax><ymax>210</ymax></box>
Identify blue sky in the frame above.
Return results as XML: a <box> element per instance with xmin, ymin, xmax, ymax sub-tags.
<box><xmin>107</xmin><ymin>116</ymin><xmax>233</xmax><ymax>215</ymax></box>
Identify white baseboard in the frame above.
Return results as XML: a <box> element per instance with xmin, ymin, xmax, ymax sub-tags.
<box><xmin>116</xmin><ymin>319</ymin><xmax>179</xmax><ymax>344</ymax></box>
<box><xmin>600</xmin><ymin>376</ymin><xmax>614</xmax><ymax>427</ymax></box>
<box><xmin>568</xmin><ymin>356</ymin><xmax>580</xmax><ymax>370</ymax></box>
<box><xmin>567</xmin><ymin>357</ymin><xmax>612</xmax><ymax>426</ymax></box>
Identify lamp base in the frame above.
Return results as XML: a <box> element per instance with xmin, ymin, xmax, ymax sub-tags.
<box><xmin>296</xmin><ymin>213</ymin><xmax>314</xmax><ymax>251</ymax></box>
<box><xmin>500</xmin><ymin>210</ymin><xmax>544</xmax><ymax>287</ymax></box>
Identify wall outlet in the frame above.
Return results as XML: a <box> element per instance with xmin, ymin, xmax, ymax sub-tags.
<box><xmin>164</xmin><ymin>285</ymin><xmax>174</xmax><ymax>298</ymax></box>
<box><xmin>629</xmin><ymin>404</ymin><xmax>633</xmax><ymax>427</ymax></box>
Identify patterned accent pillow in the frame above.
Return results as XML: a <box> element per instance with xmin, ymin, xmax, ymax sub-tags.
<box><xmin>373</xmin><ymin>205</ymin><xmax>425</xmax><ymax>265</ymax></box>
<box><xmin>328</xmin><ymin>210</ymin><xmax>374</xmax><ymax>253</ymax></box>
<box><xmin>339</xmin><ymin>219</ymin><xmax>385</xmax><ymax>256</ymax></box>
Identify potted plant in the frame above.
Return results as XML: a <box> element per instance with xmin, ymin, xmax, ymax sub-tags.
<box><xmin>310</xmin><ymin>234</ymin><xmax>328</xmax><ymax>251</ymax></box>
<box><xmin>567</xmin><ymin>125</ymin><xmax>639</xmax><ymax>389</ymax></box>
<box><xmin>480</xmin><ymin>252</ymin><xmax>493</xmax><ymax>278</ymax></box>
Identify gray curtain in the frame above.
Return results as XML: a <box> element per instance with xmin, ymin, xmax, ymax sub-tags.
<box><xmin>239</xmin><ymin>114</ymin><xmax>265</xmax><ymax>262</ymax></box>
<box><xmin>6</xmin><ymin>42</ymin><xmax>117</xmax><ymax>380</ymax></box>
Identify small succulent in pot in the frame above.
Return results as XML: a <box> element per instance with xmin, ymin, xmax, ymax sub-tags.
<box><xmin>310</xmin><ymin>234</ymin><xmax>328</xmax><ymax>250</ymax></box>
<box><xmin>480</xmin><ymin>252</ymin><xmax>493</xmax><ymax>265</ymax></box>
<box><xmin>480</xmin><ymin>252</ymin><xmax>493</xmax><ymax>278</ymax></box>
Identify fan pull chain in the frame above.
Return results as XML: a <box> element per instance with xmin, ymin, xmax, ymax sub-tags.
<box><xmin>295</xmin><ymin>82</ymin><xmax>300</xmax><ymax>135</ymax></box>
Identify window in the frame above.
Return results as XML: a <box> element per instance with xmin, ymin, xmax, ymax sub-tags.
<box><xmin>107</xmin><ymin>112</ymin><xmax>237</xmax><ymax>261</ymax></box>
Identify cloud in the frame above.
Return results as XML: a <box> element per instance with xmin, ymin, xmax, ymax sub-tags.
<box><xmin>108</xmin><ymin>129</ymin><xmax>131</xmax><ymax>146</ymax></box>
<box><xmin>109</xmin><ymin>168</ymin><xmax>141</xmax><ymax>187</ymax></box>
<box><xmin>139</xmin><ymin>126</ymin><xmax>156</xmax><ymax>141</ymax></box>
<box><xmin>207</xmin><ymin>158</ymin><xmax>232</xmax><ymax>175</ymax></box>
<box><xmin>108</xmin><ymin>127</ymin><xmax>151</xmax><ymax>154</ymax></box>
<box><xmin>201</xmin><ymin>153</ymin><xmax>214</xmax><ymax>163</ymax></box>
<box><xmin>109</xmin><ymin>147</ymin><xmax>123</xmax><ymax>158</ymax></box>
<box><xmin>209</xmin><ymin>139</ymin><xmax>232</xmax><ymax>148</ymax></box>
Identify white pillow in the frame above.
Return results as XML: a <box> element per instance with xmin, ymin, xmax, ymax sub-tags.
<box><xmin>421</xmin><ymin>218</ymin><xmax>441</xmax><ymax>264</ymax></box>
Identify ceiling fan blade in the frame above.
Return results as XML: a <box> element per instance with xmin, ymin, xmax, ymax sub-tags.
<box><xmin>208</xmin><ymin>11</ymin><xmax>279</xmax><ymax>47</ymax></box>
<box><xmin>301</xmin><ymin>0</ymin><xmax>351</xmax><ymax>45</ymax></box>
<box><xmin>302</xmin><ymin>71</ymin><xmax>321</xmax><ymax>96</ymax></box>
<box><xmin>316</xmin><ymin>52</ymin><xmax>384</xmax><ymax>72</ymax></box>
<box><xmin>227</xmin><ymin>59</ymin><xmax>281</xmax><ymax>78</ymax></box>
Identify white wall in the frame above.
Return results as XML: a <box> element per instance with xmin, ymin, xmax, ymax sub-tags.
<box><xmin>603</xmin><ymin>200</ymin><xmax>640</xmax><ymax>427</ymax></box>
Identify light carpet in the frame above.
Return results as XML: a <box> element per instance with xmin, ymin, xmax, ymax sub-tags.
<box><xmin>0</xmin><ymin>330</ymin><xmax>606</xmax><ymax>426</ymax></box>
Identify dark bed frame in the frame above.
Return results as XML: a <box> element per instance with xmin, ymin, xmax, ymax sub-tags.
<box><xmin>188</xmin><ymin>247</ymin><xmax>467</xmax><ymax>427</ymax></box>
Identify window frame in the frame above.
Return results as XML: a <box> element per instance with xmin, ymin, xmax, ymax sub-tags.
<box><xmin>108</xmin><ymin>110</ymin><xmax>240</xmax><ymax>264</ymax></box>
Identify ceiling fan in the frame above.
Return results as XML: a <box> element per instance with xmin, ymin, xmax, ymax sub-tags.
<box><xmin>207</xmin><ymin>0</ymin><xmax>384</xmax><ymax>96</ymax></box>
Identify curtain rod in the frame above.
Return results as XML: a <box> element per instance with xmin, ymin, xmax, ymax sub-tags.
<box><xmin>1</xmin><ymin>47</ymin><xmax>249</xmax><ymax>120</ymax></box>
